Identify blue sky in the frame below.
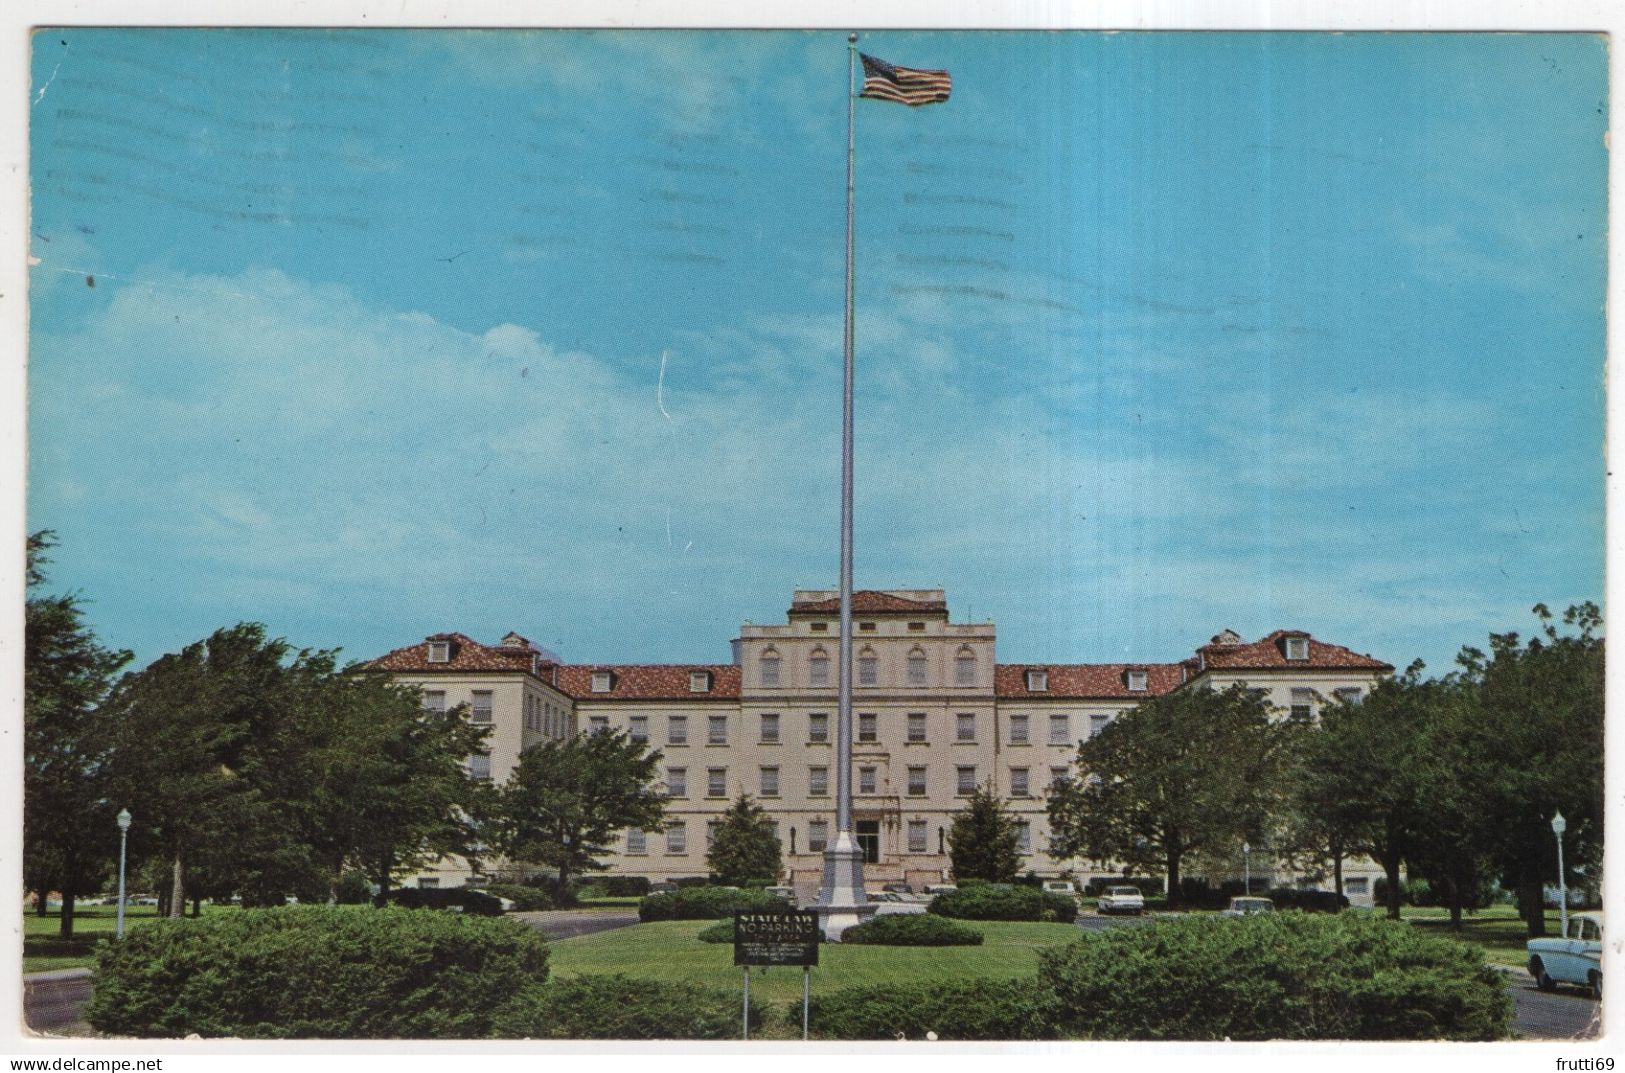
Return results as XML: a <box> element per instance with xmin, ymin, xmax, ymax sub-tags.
<box><xmin>26</xmin><ymin>29</ymin><xmax>1607</xmax><ymax>675</ymax></box>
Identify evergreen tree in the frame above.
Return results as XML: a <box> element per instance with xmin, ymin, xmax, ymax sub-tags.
<box><xmin>947</xmin><ymin>785</ymin><xmax>1023</xmax><ymax>882</ymax></box>
<box><xmin>706</xmin><ymin>793</ymin><xmax>782</xmax><ymax>885</ymax></box>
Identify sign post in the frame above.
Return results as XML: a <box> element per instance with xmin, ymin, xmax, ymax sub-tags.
<box><xmin>734</xmin><ymin>909</ymin><xmax>820</xmax><ymax>1040</ymax></box>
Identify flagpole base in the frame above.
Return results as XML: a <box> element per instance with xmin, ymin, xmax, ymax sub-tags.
<box><xmin>813</xmin><ymin>839</ymin><xmax>874</xmax><ymax>941</ymax></box>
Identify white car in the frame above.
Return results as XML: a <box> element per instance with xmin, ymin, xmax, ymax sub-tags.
<box><xmin>1527</xmin><ymin>911</ymin><xmax>1602</xmax><ymax>998</ymax></box>
<box><xmin>1043</xmin><ymin>879</ymin><xmax>1080</xmax><ymax>903</ymax></box>
<box><xmin>1097</xmin><ymin>885</ymin><xmax>1146</xmax><ymax>915</ymax></box>
<box><xmin>1222</xmin><ymin>896</ymin><xmax>1276</xmax><ymax>916</ymax></box>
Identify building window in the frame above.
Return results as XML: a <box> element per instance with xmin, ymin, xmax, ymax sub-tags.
<box><xmin>760</xmin><ymin>651</ymin><xmax>781</xmax><ymax>687</ymax></box>
<box><xmin>760</xmin><ymin>766</ymin><xmax>780</xmax><ymax>797</ymax></box>
<box><xmin>809</xmin><ymin>766</ymin><xmax>829</xmax><ymax>796</ymax></box>
<box><xmin>1050</xmin><ymin>714</ymin><xmax>1070</xmax><ymax>746</ymax></box>
<box><xmin>468</xmin><ymin>753</ymin><xmax>492</xmax><ymax>781</ymax></box>
<box><xmin>809</xmin><ymin>651</ymin><xmax>830</xmax><ymax>687</ymax></box>
<box><xmin>591</xmin><ymin>671</ymin><xmax>613</xmax><ymax>693</ymax></box>
<box><xmin>422</xmin><ymin>690</ymin><xmax>446</xmax><ymax>713</ymax></box>
<box><xmin>908</xmin><ymin>621</ymin><xmax>926</xmax><ymax>632</ymax></box>
<box><xmin>689</xmin><ymin>670</ymin><xmax>712</xmax><ymax>693</ymax></box>
<box><xmin>628</xmin><ymin>715</ymin><xmax>648</xmax><ymax>743</ymax></box>
<box><xmin>1290</xmin><ymin>688</ymin><xmax>1315</xmax><ymax>721</ymax></box>
<box><xmin>1090</xmin><ymin>713</ymin><xmax>1110</xmax><ymax>738</ymax></box>
<box><xmin>1011</xmin><ymin>767</ymin><xmax>1030</xmax><ymax>798</ymax></box>
<box><xmin>907</xmin><ymin>713</ymin><xmax>927</xmax><ymax>743</ymax></box>
<box><xmin>809</xmin><ymin>820</ymin><xmax>828</xmax><ymax>853</ymax></box>
<box><xmin>956</xmin><ymin>712</ymin><xmax>975</xmax><ymax>742</ymax></box>
<box><xmin>907</xmin><ymin>650</ymin><xmax>927</xmax><ymax>686</ymax></box>
<box><xmin>1025</xmin><ymin>669</ymin><xmax>1048</xmax><ymax>692</ymax></box>
<box><xmin>1126</xmin><ymin>670</ymin><xmax>1148</xmax><ymax>692</ymax></box>
<box><xmin>955</xmin><ymin>650</ymin><xmax>976</xmax><ymax>686</ymax></box>
<box><xmin>707</xmin><ymin>821</ymin><xmax>721</xmax><ymax>850</ymax></box>
<box><xmin>858</xmin><ymin>651</ymin><xmax>878</xmax><ymax>686</ymax></box>
<box><xmin>907</xmin><ymin>766</ymin><xmax>927</xmax><ymax>796</ymax></box>
<box><xmin>427</xmin><ymin>640</ymin><xmax>450</xmax><ymax>663</ymax></box>
<box><xmin>858</xmin><ymin>713</ymin><xmax>878</xmax><ymax>743</ymax></box>
<box><xmin>908</xmin><ymin>820</ymin><xmax>928</xmax><ymax>853</ymax></box>
<box><xmin>708</xmin><ymin>715</ymin><xmax>728</xmax><ymax>745</ymax></box>
<box><xmin>810</xmin><ymin>621</ymin><xmax>829</xmax><ymax>632</ymax></box>
<box><xmin>707</xmin><ymin>768</ymin><xmax>727</xmax><ymax>798</ymax></box>
<box><xmin>808</xmin><ymin>713</ymin><xmax>829</xmax><ymax>743</ymax></box>
<box><xmin>470</xmin><ymin>691</ymin><xmax>493</xmax><ymax>724</ymax></box>
<box><xmin>956</xmin><ymin>766</ymin><xmax>976</xmax><ymax>795</ymax></box>
<box><xmin>418</xmin><ymin>877</ymin><xmax>440</xmax><ymax>889</ymax></box>
<box><xmin>626</xmin><ymin>828</ymin><xmax>647</xmax><ymax>855</ymax></box>
<box><xmin>666</xmin><ymin>767</ymin><xmax>687</xmax><ymax>797</ymax></box>
<box><xmin>760</xmin><ymin>713</ymin><xmax>780</xmax><ymax>744</ymax></box>
<box><xmin>1016</xmin><ymin>821</ymin><xmax>1031</xmax><ymax>853</ymax></box>
<box><xmin>1008</xmin><ymin>714</ymin><xmax>1029</xmax><ymax>745</ymax></box>
<box><xmin>1334</xmin><ymin>687</ymin><xmax>1363</xmax><ymax>705</ymax></box>
<box><xmin>1285</xmin><ymin>637</ymin><xmax>1310</xmax><ymax>661</ymax></box>
<box><xmin>859</xmin><ymin>766</ymin><xmax>877</xmax><ymax>794</ymax></box>
<box><xmin>588</xmin><ymin>715</ymin><xmax>609</xmax><ymax>733</ymax></box>
<box><xmin>668</xmin><ymin>715</ymin><xmax>688</xmax><ymax>745</ymax></box>
<box><xmin>666</xmin><ymin>822</ymin><xmax>687</xmax><ymax>855</ymax></box>
<box><xmin>859</xmin><ymin>622</ymin><xmax>877</xmax><ymax>632</ymax></box>
<box><xmin>1344</xmin><ymin>877</ymin><xmax>1369</xmax><ymax>895</ymax></box>
<box><xmin>1050</xmin><ymin>766</ymin><xmax>1069</xmax><ymax>790</ymax></box>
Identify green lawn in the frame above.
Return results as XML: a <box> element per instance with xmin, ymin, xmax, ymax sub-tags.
<box><xmin>545</xmin><ymin>918</ymin><xmax>1080</xmax><ymax>1005</ymax></box>
<box><xmin>1401</xmin><ymin>905</ymin><xmax>1562</xmax><ymax>968</ymax></box>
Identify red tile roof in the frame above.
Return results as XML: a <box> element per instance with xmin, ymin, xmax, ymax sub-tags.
<box><xmin>357</xmin><ymin>633</ymin><xmax>548</xmax><ymax>675</ymax></box>
<box><xmin>995</xmin><ymin>663</ymin><xmax>1186</xmax><ymax>700</ymax></box>
<box><xmin>790</xmin><ymin>591</ymin><xmax>948</xmax><ymax>615</ymax></box>
<box><xmin>1196</xmin><ymin>630</ymin><xmax>1393</xmax><ymax>672</ymax></box>
<box><xmin>555</xmin><ymin>664</ymin><xmax>742</xmax><ymax>700</ymax></box>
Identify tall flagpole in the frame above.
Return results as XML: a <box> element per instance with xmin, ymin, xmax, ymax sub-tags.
<box><xmin>815</xmin><ymin>31</ymin><xmax>873</xmax><ymax>940</ymax></box>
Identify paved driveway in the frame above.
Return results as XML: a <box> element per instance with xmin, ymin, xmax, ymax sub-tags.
<box><xmin>511</xmin><ymin>907</ymin><xmax>640</xmax><ymax>940</ymax></box>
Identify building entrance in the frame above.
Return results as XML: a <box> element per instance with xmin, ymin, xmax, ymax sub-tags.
<box><xmin>857</xmin><ymin>820</ymin><xmax>880</xmax><ymax>863</ymax></box>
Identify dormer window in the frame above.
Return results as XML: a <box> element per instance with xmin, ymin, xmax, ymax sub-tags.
<box><xmin>689</xmin><ymin>670</ymin><xmax>712</xmax><ymax>693</ymax></box>
<box><xmin>426</xmin><ymin>640</ymin><xmax>450</xmax><ymax>664</ymax></box>
<box><xmin>1026</xmin><ymin>669</ymin><xmax>1049</xmax><ymax>692</ymax></box>
<box><xmin>591</xmin><ymin>671</ymin><xmax>614</xmax><ymax>693</ymax></box>
<box><xmin>1284</xmin><ymin>637</ymin><xmax>1310</xmax><ymax>661</ymax></box>
<box><xmin>1126</xmin><ymin>670</ymin><xmax>1148</xmax><ymax>692</ymax></box>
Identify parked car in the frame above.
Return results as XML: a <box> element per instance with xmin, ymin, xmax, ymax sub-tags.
<box><xmin>923</xmin><ymin>883</ymin><xmax>959</xmax><ymax>896</ymax></box>
<box><xmin>764</xmin><ymin>886</ymin><xmax>796</xmax><ymax>902</ymax></box>
<box><xmin>1222</xmin><ymin>896</ymin><xmax>1276</xmax><ymax>916</ymax></box>
<box><xmin>1042</xmin><ymin>879</ymin><xmax>1080</xmax><ymax>903</ymax></box>
<box><xmin>882</xmin><ymin>882</ymin><xmax>913</xmax><ymax>894</ymax></box>
<box><xmin>649</xmin><ymin>881</ymin><xmax>678</xmax><ymax>895</ymax></box>
<box><xmin>1097</xmin><ymin>885</ymin><xmax>1145</xmax><ymax>915</ymax></box>
<box><xmin>1528</xmin><ymin>912</ymin><xmax>1602</xmax><ymax>998</ymax></box>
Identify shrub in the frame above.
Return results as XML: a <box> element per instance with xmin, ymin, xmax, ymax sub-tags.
<box><xmin>929</xmin><ymin>883</ymin><xmax>1077</xmax><ymax>923</ymax></box>
<box><xmin>375</xmin><ymin>887</ymin><xmax>504</xmax><ymax>916</ymax></box>
<box><xmin>593</xmin><ymin>875</ymin><xmax>651</xmax><ymax>897</ymax></box>
<box><xmin>637</xmin><ymin>886</ymin><xmax>789</xmax><ymax>922</ymax></box>
<box><xmin>521</xmin><ymin>874</ymin><xmax>579</xmax><ymax>908</ymax></box>
<box><xmin>804</xmin><ymin>978</ymin><xmax>1059</xmax><ymax>1040</ymax></box>
<box><xmin>473</xmin><ymin>883</ymin><xmax>555</xmax><ymax>911</ymax></box>
<box><xmin>87</xmin><ymin>906</ymin><xmax>549</xmax><ymax>1038</ymax></box>
<box><xmin>840</xmin><ymin>914</ymin><xmax>983</xmax><ymax>946</ymax></box>
<box><xmin>334</xmin><ymin>870</ymin><xmax>372</xmax><ymax>905</ymax></box>
<box><xmin>493</xmin><ymin>975</ymin><xmax>762</xmax><ymax>1039</ymax></box>
<box><xmin>1038</xmin><ymin>912</ymin><xmax>1511</xmax><ymax>1040</ymax></box>
<box><xmin>1266</xmin><ymin>887</ymin><xmax>1348</xmax><ymax>913</ymax></box>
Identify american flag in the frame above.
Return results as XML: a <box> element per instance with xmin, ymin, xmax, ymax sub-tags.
<box><xmin>859</xmin><ymin>53</ymin><xmax>951</xmax><ymax>106</ymax></box>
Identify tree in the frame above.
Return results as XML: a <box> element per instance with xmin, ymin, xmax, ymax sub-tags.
<box><xmin>24</xmin><ymin>531</ymin><xmax>132</xmax><ymax>937</ymax></box>
<box><xmin>706</xmin><ymin>793</ymin><xmax>782</xmax><ymax>885</ymax></box>
<box><xmin>1048</xmin><ymin>684</ymin><xmax>1286</xmax><ymax>907</ymax></box>
<box><xmin>947</xmin><ymin>785</ymin><xmax>1023</xmax><ymax>882</ymax></box>
<box><xmin>496</xmin><ymin>728</ymin><xmax>666</xmax><ymax>892</ymax></box>
<box><xmin>1455</xmin><ymin>603</ymin><xmax>1604</xmax><ymax>936</ymax></box>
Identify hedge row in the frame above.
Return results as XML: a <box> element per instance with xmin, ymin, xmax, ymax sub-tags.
<box><xmin>577</xmin><ymin>875</ymin><xmax>653</xmax><ymax>898</ymax></box>
<box><xmin>87</xmin><ymin>907</ymin><xmax>549</xmax><ymax>1038</ymax></box>
<box><xmin>929</xmin><ymin>883</ymin><xmax>1078</xmax><ymax>923</ymax></box>
<box><xmin>839</xmin><ymin>914</ymin><xmax>983</xmax><ymax>946</ymax></box>
<box><xmin>470</xmin><ymin>883</ymin><xmax>555</xmax><ymax>911</ymax></box>
<box><xmin>803</xmin><ymin>978</ymin><xmax>1057</xmax><ymax>1040</ymax></box>
<box><xmin>375</xmin><ymin>888</ymin><xmax>504</xmax><ymax>915</ymax></box>
<box><xmin>1038</xmin><ymin>912</ymin><xmax>1510</xmax><ymax>1040</ymax></box>
<box><xmin>1266</xmin><ymin>887</ymin><xmax>1349</xmax><ymax>913</ymax></box>
<box><xmin>637</xmin><ymin>887</ymin><xmax>789</xmax><ymax>921</ymax></box>
<box><xmin>493</xmin><ymin>975</ymin><xmax>762</xmax><ymax>1039</ymax></box>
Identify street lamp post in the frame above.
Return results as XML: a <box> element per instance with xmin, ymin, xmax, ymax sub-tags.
<box><xmin>1242</xmin><ymin>841</ymin><xmax>1251</xmax><ymax>896</ymax></box>
<box><xmin>115</xmin><ymin>809</ymin><xmax>132</xmax><ymax>940</ymax></box>
<box><xmin>1551</xmin><ymin>811</ymin><xmax>1568</xmax><ymax>935</ymax></box>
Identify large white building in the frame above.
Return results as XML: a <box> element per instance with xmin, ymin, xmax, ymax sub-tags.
<box><xmin>362</xmin><ymin>588</ymin><xmax>1393</xmax><ymax>901</ymax></box>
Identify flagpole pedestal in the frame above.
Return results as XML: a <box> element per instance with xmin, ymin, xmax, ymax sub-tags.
<box><xmin>813</xmin><ymin>836</ymin><xmax>875</xmax><ymax>941</ymax></box>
